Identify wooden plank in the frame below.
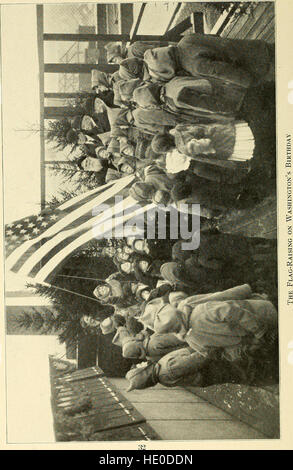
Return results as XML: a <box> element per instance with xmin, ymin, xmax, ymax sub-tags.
<box><xmin>43</xmin><ymin>33</ymin><xmax>167</xmax><ymax>42</ymax></box>
<box><xmin>79</xmin><ymin>406</ymin><xmax>146</xmax><ymax>433</ymax></box>
<box><xmin>89</xmin><ymin>422</ymin><xmax>161</xmax><ymax>441</ymax></box>
<box><xmin>36</xmin><ymin>4</ymin><xmax>46</xmax><ymax>210</ymax></box>
<box><xmin>221</xmin><ymin>10</ymin><xmax>243</xmax><ymax>38</ymax></box>
<box><xmin>228</xmin><ymin>2</ymin><xmax>270</xmax><ymax>40</ymax></box>
<box><xmin>56</xmin><ymin>390</ymin><xmax>119</xmax><ymax>406</ymax></box>
<box><xmin>134</xmin><ymin>402</ymin><xmax>233</xmax><ymax>421</ymax></box>
<box><xmin>108</xmin><ymin>378</ymin><xmax>182</xmax><ymax>391</ymax></box>
<box><xmin>61</xmin><ymin>366</ymin><xmax>105</xmax><ymax>382</ymax></box>
<box><xmin>251</xmin><ymin>8</ymin><xmax>275</xmax><ymax>41</ymax></box>
<box><xmin>70</xmin><ymin>402</ymin><xmax>137</xmax><ymax>418</ymax></box>
<box><xmin>225</xmin><ymin>11</ymin><xmax>256</xmax><ymax>39</ymax></box>
<box><xmin>266</xmin><ymin>29</ymin><xmax>275</xmax><ymax>44</ymax></box>
<box><xmin>44</xmin><ymin>63</ymin><xmax>118</xmax><ymax>74</ymax></box>
<box><xmin>212</xmin><ymin>4</ymin><xmax>239</xmax><ymax>36</ymax></box>
<box><xmin>164</xmin><ymin>3</ymin><xmax>182</xmax><ymax>34</ymax></box>
<box><xmin>130</xmin><ymin>3</ymin><xmax>146</xmax><ymax>41</ymax></box>
<box><xmin>164</xmin><ymin>17</ymin><xmax>192</xmax><ymax>40</ymax></box>
<box><xmin>148</xmin><ymin>419</ymin><xmax>265</xmax><ymax>440</ymax></box>
<box><xmin>62</xmin><ymin>365</ymin><xmax>104</xmax><ymax>377</ymax></box>
<box><xmin>45</xmin><ymin>92</ymin><xmax>86</xmax><ymax>99</ymax></box>
<box><xmin>220</xmin><ymin>3</ymin><xmax>271</xmax><ymax>39</ymax></box>
<box><xmin>256</xmin><ymin>16</ymin><xmax>275</xmax><ymax>41</ymax></box>
<box><xmin>44</xmin><ymin>33</ymin><xmax>130</xmax><ymax>42</ymax></box>
<box><xmin>125</xmin><ymin>388</ymin><xmax>207</xmax><ymax>403</ymax></box>
<box><xmin>191</xmin><ymin>12</ymin><xmax>204</xmax><ymax>34</ymax></box>
<box><xmin>241</xmin><ymin>4</ymin><xmax>274</xmax><ymax>40</ymax></box>
<box><xmin>44</xmin><ymin>106</ymin><xmax>80</xmax><ymax>119</ymax></box>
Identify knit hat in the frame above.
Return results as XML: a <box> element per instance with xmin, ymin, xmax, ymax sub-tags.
<box><xmin>100</xmin><ymin>316</ymin><xmax>115</xmax><ymax>335</ymax></box>
<box><xmin>125</xmin><ymin>362</ymin><xmax>158</xmax><ymax>391</ymax></box>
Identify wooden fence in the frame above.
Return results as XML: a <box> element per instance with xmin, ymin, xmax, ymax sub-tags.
<box><xmin>49</xmin><ymin>358</ymin><xmax>160</xmax><ymax>441</ymax></box>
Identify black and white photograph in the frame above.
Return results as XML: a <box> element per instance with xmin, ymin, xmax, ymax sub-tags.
<box><xmin>1</xmin><ymin>1</ymin><xmax>284</xmax><ymax>445</ymax></box>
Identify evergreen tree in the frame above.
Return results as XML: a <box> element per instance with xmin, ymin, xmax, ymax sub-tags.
<box><xmin>27</xmin><ymin>276</ymin><xmax>113</xmax><ymax>346</ymax></box>
<box><xmin>47</xmin><ymin>152</ymin><xmax>108</xmax><ymax>192</ymax></box>
<box><xmin>11</xmin><ymin>308</ymin><xmax>60</xmax><ymax>334</ymax></box>
<box><xmin>66</xmin><ymin>92</ymin><xmax>95</xmax><ymax>110</ymax></box>
<box><xmin>45</xmin><ymin>118</ymin><xmax>73</xmax><ymax>152</ymax></box>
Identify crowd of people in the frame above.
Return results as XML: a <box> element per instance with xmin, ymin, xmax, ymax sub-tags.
<box><xmin>64</xmin><ymin>34</ymin><xmax>275</xmax><ymax>215</ymax></box>
<box><xmin>69</xmin><ymin>33</ymin><xmax>278</xmax><ymax>391</ymax></box>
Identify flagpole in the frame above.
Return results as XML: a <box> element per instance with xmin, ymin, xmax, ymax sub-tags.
<box><xmin>38</xmin><ymin>281</ymin><xmax>104</xmax><ymax>304</ymax></box>
<box><xmin>55</xmin><ymin>274</ymin><xmax>106</xmax><ymax>282</ymax></box>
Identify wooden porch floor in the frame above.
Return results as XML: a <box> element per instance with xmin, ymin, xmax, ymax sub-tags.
<box><xmin>108</xmin><ymin>378</ymin><xmax>266</xmax><ymax>440</ymax></box>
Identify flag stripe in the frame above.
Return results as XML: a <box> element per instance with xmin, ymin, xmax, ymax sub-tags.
<box><xmin>23</xmin><ymin>196</ymin><xmax>136</xmax><ymax>277</ymax></box>
<box><xmin>6</xmin><ymin>179</ymin><xmax>123</xmax><ymax>270</ymax></box>
<box><xmin>58</xmin><ymin>179</ymin><xmax>117</xmax><ymax>211</ymax></box>
<box><xmin>7</xmin><ymin>175</ymin><xmax>134</xmax><ymax>272</ymax></box>
<box><xmin>35</xmin><ymin>199</ymin><xmax>154</xmax><ymax>283</ymax></box>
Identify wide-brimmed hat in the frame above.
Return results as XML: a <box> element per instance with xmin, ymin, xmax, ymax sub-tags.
<box><xmin>138</xmin><ymin>297</ymin><xmax>166</xmax><ymax>331</ymax></box>
<box><xmin>122</xmin><ymin>340</ymin><xmax>146</xmax><ymax>360</ymax></box>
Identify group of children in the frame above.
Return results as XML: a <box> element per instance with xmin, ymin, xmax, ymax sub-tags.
<box><xmin>78</xmin><ymin>229</ymin><xmax>278</xmax><ymax>391</ymax></box>
<box><xmin>63</xmin><ymin>33</ymin><xmax>275</xmax><ymax>218</ymax></box>
<box><xmin>70</xmin><ymin>33</ymin><xmax>278</xmax><ymax>390</ymax></box>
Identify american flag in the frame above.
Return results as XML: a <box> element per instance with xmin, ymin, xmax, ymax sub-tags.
<box><xmin>5</xmin><ymin>176</ymin><xmax>153</xmax><ymax>285</ymax></box>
